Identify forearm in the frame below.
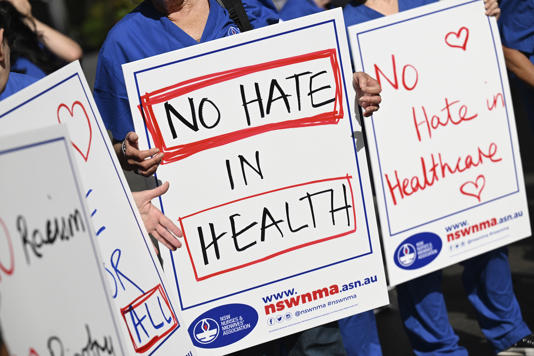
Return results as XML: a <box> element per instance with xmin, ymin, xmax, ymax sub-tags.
<box><xmin>503</xmin><ymin>46</ymin><xmax>534</xmax><ymax>88</ymax></box>
<box><xmin>29</xmin><ymin>17</ymin><xmax>82</xmax><ymax>62</ymax></box>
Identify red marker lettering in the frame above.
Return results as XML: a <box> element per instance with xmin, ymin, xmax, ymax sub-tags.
<box><xmin>374</xmin><ymin>54</ymin><xmax>419</xmax><ymax>91</ymax></box>
<box><xmin>412</xmin><ymin>97</ymin><xmax>478</xmax><ymax>142</ymax></box>
<box><xmin>0</xmin><ymin>217</ymin><xmax>15</xmax><ymax>281</ymax></box>
<box><xmin>385</xmin><ymin>142</ymin><xmax>501</xmax><ymax>205</ymax></box>
<box><xmin>486</xmin><ymin>92</ymin><xmax>505</xmax><ymax>111</ymax></box>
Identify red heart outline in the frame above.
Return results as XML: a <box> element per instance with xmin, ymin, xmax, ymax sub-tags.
<box><xmin>445</xmin><ymin>26</ymin><xmax>469</xmax><ymax>51</ymax></box>
<box><xmin>0</xmin><ymin>217</ymin><xmax>15</xmax><ymax>280</ymax></box>
<box><xmin>57</xmin><ymin>101</ymin><xmax>92</xmax><ymax>162</ymax></box>
<box><xmin>460</xmin><ymin>174</ymin><xmax>486</xmax><ymax>202</ymax></box>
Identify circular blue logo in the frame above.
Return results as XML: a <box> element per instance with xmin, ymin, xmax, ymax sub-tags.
<box><xmin>397</xmin><ymin>243</ymin><xmax>416</xmax><ymax>267</ymax></box>
<box><xmin>227</xmin><ymin>26</ymin><xmax>240</xmax><ymax>36</ymax></box>
<box><xmin>193</xmin><ymin>318</ymin><xmax>220</xmax><ymax>344</ymax></box>
<box><xmin>393</xmin><ymin>232</ymin><xmax>442</xmax><ymax>270</ymax></box>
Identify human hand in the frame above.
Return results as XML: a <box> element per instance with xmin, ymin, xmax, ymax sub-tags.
<box><xmin>353</xmin><ymin>72</ymin><xmax>382</xmax><ymax>117</ymax></box>
<box><xmin>313</xmin><ymin>0</ymin><xmax>331</xmax><ymax>9</ymax></box>
<box><xmin>121</xmin><ymin>132</ymin><xmax>163</xmax><ymax>176</ymax></box>
<box><xmin>6</xmin><ymin>0</ymin><xmax>31</xmax><ymax>17</ymax></box>
<box><xmin>484</xmin><ymin>0</ymin><xmax>500</xmax><ymax>19</ymax></box>
<box><xmin>133</xmin><ymin>182</ymin><xmax>182</xmax><ymax>251</ymax></box>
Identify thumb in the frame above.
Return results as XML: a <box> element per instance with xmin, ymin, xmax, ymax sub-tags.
<box><xmin>145</xmin><ymin>181</ymin><xmax>170</xmax><ymax>201</ymax></box>
<box><xmin>126</xmin><ymin>132</ymin><xmax>139</xmax><ymax>147</ymax></box>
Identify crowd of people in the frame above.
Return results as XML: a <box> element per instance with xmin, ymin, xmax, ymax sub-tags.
<box><xmin>0</xmin><ymin>0</ymin><xmax>532</xmax><ymax>355</ymax></box>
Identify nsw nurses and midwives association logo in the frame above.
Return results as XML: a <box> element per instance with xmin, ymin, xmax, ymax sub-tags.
<box><xmin>397</xmin><ymin>243</ymin><xmax>417</xmax><ymax>267</ymax></box>
<box><xmin>193</xmin><ymin>318</ymin><xmax>220</xmax><ymax>344</ymax></box>
<box><xmin>227</xmin><ymin>26</ymin><xmax>240</xmax><ymax>36</ymax></box>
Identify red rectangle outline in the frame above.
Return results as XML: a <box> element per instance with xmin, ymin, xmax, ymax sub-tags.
<box><xmin>179</xmin><ymin>175</ymin><xmax>356</xmax><ymax>281</ymax></box>
<box><xmin>139</xmin><ymin>49</ymin><xmax>343</xmax><ymax>164</ymax></box>
<box><xmin>120</xmin><ymin>284</ymin><xmax>179</xmax><ymax>353</ymax></box>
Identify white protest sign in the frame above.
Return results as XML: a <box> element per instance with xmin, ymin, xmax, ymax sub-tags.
<box><xmin>123</xmin><ymin>9</ymin><xmax>388</xmax><ymax>354</ymax></box>
<box><xmin>0</xmin><ymin>126</ymin><xmax>125</xmax><ymax>356</ymax></box>
<box><xmin>0</xmin><ymin>63</ymin><xmax>194</xmax><ymax>355</ymax></box>
<box><xmin>348</xmin><ymin>0</ymin><xmax>531</xmax><ymax>286</ymax></box>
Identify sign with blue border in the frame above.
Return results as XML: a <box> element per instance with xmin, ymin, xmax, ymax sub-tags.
<box><xmin>0</xmin><ymin>62</ymin><xmax>194</xmax><ymax>355</ymax></box>
<box><xmin>0</xmin><ymin>126</ymin><xmax>126</xmax><ymax>356</ymax></box>
<box><xmin>348</xmin><ymin>0</ymin><xmax>531</xmax><ymax>285</ymax></box>
<box><xmin>123</xmin><ymin>9</ymin><xmax>388</xmax><ymax>354</ymax></box>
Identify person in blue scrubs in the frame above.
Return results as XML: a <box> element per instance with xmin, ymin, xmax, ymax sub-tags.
<box><xmin>264</xmin><ymin>2</ymin><xmax>386</xmax><ymax>356</ymax></box>
<box><xmin>94</xmin><ymin>0</ymin><xmax>279</xmax><ymax>177</ymax></box>
<box><xmin>95</xmin><ymin>3</ymin><xmax>383</xmax><ymax>355</ymax></box>
<box><xmin>94</xmin><ymin>0</ymin><xmax>381</xmax><ymax>239</ymax></box>
<box><xmin>496</xmin><ymin>2</ymin><xmax>534</xmax><ymax>353</ymax></box>
<box><xmin>498</xmin><ymin>0</ymin><xmax>534</xmax><ymax>134</ymax></box>
<box><xmin>279</xmin><ymin>0</ymin><xmax>324</xmax><ymax>20</ymax></box>
<box><xmin>344</xmin><ymin>1</ymin><xmax>533</xmax><ymax>356</ymax></box>
<box><xmin>0</xmin><ymin>4</ymin><xmax>38</xmax><ymax>100</ymax></box>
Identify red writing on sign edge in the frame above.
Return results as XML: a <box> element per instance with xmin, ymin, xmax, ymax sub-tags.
<box><xmin>120</xmin><ymin>284</ymin><xmax>178</xmax><ymax>353</ymax></box>
<box><xmin>0</xmin><ymin>217</ymin><xmax>15</xmax><ymax>280</ymax></box>
<box><xmin>179</xmin><ymin>175</ymin><xmax>357</xmax><ymax>282</ymax></box>
<box><xmin>139</xmin><ymin>49</ymin><xmax>344</xmax><ymax>164</ymax></box>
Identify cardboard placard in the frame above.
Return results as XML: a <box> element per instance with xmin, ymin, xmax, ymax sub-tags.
<box><xmin>123</xmin><ymin>9</ymin><xmax>388</xmax><ymax>354</ymax></box>
<box><xmin>348</xmin><ymin>0</ymin><xmax>531</xmax><ymax>285</ymax></box>
<box><xmin>0</xmin><ymin>63</ymin><xmax>194</xmax><ymax>355</ymax></box>
<box><xmin>0</xmin><ymin>126</ymin><xmax>125</xmax><ymax>356</ymax></box>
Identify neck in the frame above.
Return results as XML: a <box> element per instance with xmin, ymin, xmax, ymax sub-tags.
<box><xmin>151</xmin><ymin>0</ymin><xmax>186</xmax><ymax>14</ymax></box>
<box><xmin>0</xmin><ymin>70</ymin><xmax>9</xmax><ymax>96</ymax></box>
<box><xmin>365</xmin><ymin>0</ymin><xmax>399</xmax><ymax>15</ymax></box>
<box><xmin>160</xmin><ymin>0</ymin><xmax>209</xmax><ymax>42</ymax></box>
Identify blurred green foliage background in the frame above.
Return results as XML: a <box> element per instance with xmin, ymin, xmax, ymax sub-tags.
<box><xmin>65</xmin><ymin>0</ymin><xmax>138</xmax><ymax>50</ymax></box>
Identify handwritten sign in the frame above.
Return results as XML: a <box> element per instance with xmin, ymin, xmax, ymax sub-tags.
<box><xmin>0</xmin><ymin>126</ymin><xmax>124</xmax><ymax>356</ymax></box>
<box><xmin>123</xmin><ymin>9</ymin><xmax>388</xmax><ymax>354</ymax></box>
<box><xmin>0</xmin><ymin>63</ymin><xmax>194</xmax><ymax>355</ymax></box>
<box><xmin>348</xmin><ymin>0</ymin><xmax>531</xmax><ymax>285</ymax></box>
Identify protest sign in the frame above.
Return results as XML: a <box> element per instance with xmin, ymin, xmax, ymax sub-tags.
<box><xmin>123</xmin><ymin>9</ymin><xmax>388</xmax><ymax>354</ymax></box>
<box><xmin>347</xmin><ymin>0</ymin><xmax>531</xmax><ymax>286</ymax></box>
<box><xmin>0</xmin><ymin>63</ymin><xmax>194</xmax><ymax>355</ymax></box>
<box><xmin>0</xmin><ymin>126</ymin><xmax>125</xmax><ymax>356</ymax></box>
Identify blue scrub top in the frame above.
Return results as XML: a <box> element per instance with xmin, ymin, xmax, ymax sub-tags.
<box><xmin>279</xmin><ymin>0</ymin><xmax>323</xmax><ymax>21</ymax></box>
<box><xmin>94</xmin><ymin>0</ymin><xmax>279</xmax><ymax>140</ymax></box>
<box><xmin>343</xmin><ymin>0</ymin><xmax>435</xmax><ymax>26</ymax></box>
<box><xmin>12</xmin><ymin>57</ymin><xmax>47</xmax><ymax>79</ymax></box>
<box><xmin>0</xmin><ymin>72</ymin><xmax>38</xmax><ymax>101</ymax></box>
<box><xmin>498</xmin><ymin>0</ymin><xmax>534</xmax><ymax>61</ymax></box>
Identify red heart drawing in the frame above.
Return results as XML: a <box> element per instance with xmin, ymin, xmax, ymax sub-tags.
<box><xmin>0</xmin><ymin>217</ymin><xmax>15</xmax><ymax>279</ymax></box>
<box><xmin>445</xmin><ymin>26</ymin><xmax>469</xmax><ymax>51</ymax></box>
<box><xmin>57</xmin><ymin>101</ymin><xmax>92</xmax><ymax>162</ymax></box>
<box><xmin>460</xmin><ymin>174</ymin><xmax>485</xmax><ymax>202</ymax></box>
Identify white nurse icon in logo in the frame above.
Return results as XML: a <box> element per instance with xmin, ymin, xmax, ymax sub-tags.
<box><xmin>397</xmin><ymin>243</ymin><xmax>417</xmax><ymax>267</ymax></box>
<box><xmin>194</xmin><ymin>318</ymin><xmax>220</xmax><ymax>344</ymax></box>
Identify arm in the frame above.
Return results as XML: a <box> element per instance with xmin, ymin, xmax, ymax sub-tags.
<box><xmin>30</xmin><ymin>18</ymin><xmax>83</xmax><ymax>62</ymax></box>
<box><xmin>7</xmin><ymin>0</ymin><xmax>82</xmax><ymax>62</ymax></box>
<box><xmin>502</xmin><ymin>46</ymin><xmax>534</xmax><ymax>88</ymax></box>
<box><xmin>132</xmin><ymin>182</ymin><xmax>182</xmax><ymax>251</ymax></box>
<box><xmin>353</xmin><ymin>72</ymin><xmax>382</xmax><ymax>117</ymax></box>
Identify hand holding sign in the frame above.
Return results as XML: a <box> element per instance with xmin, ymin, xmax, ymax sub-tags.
<box><xmin>483</xmin><ymin>0</ymin><xmax>500</xmax><ymax>19</ymax></box>
<box><xmin>120</xmin><ymin>131</ymin><xmax>163</xmax><ymax>176</ymax></box>
<box><xmin>132</xmin><ymin>182</ymin><xmax>182</xmax><ymax>251</ymax></box>
<box><xmin>353</xmin><ymin>72</ymin><xmax>382</xmax><ymax>117</ymax></box>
